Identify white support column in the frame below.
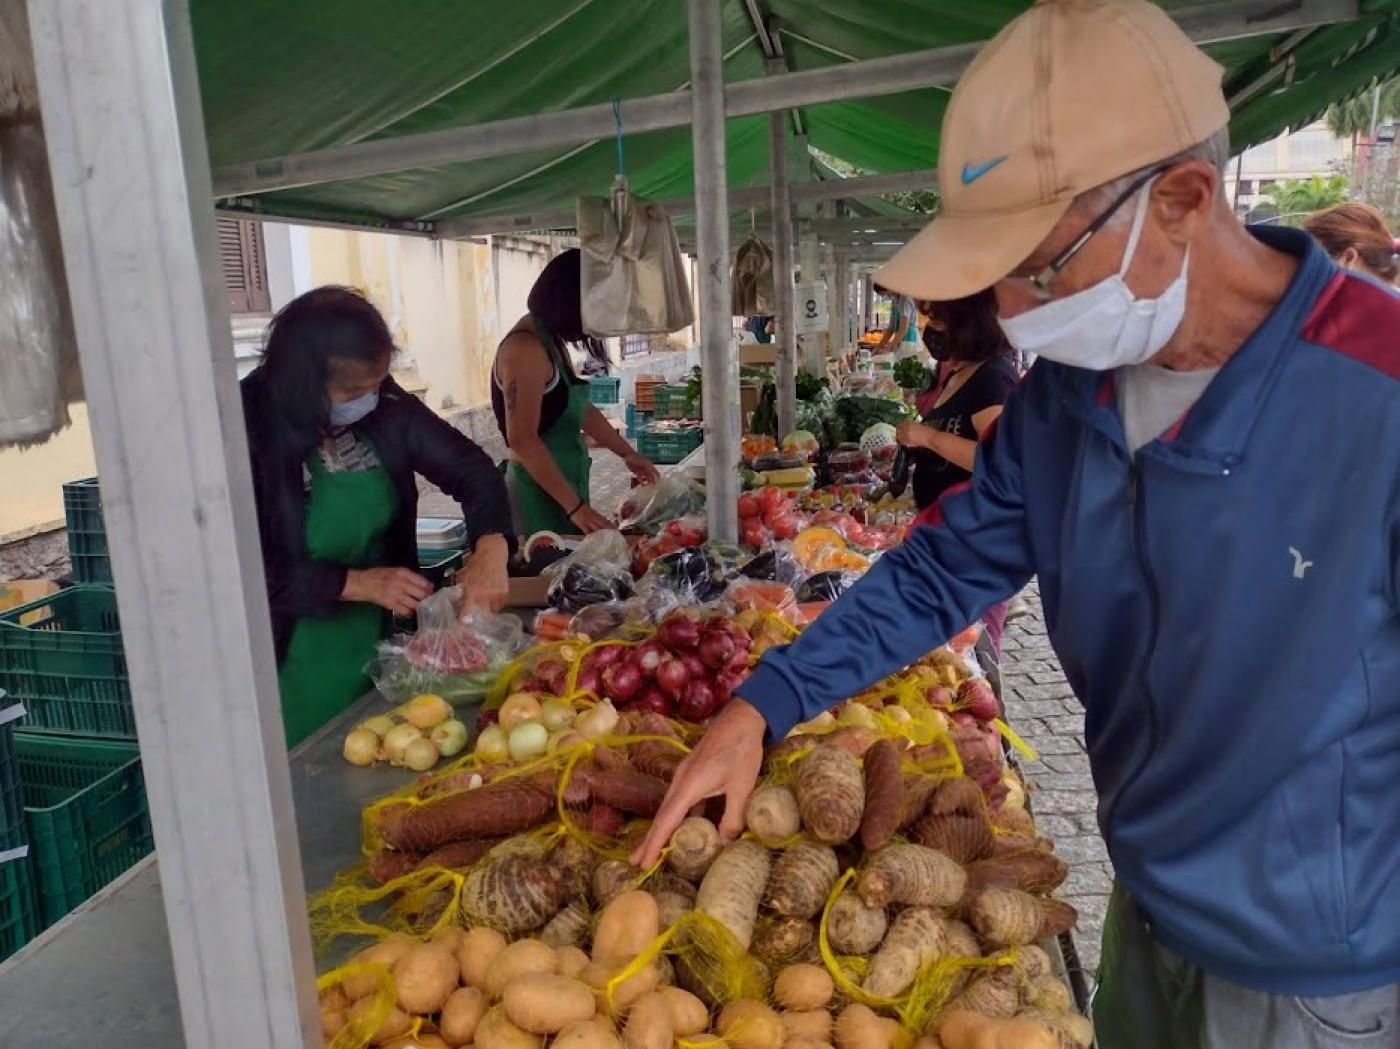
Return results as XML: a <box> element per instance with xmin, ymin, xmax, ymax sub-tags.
<box><xmin>767</xmin><ymin>69</ymin><xmax>797</xmax><ymax>438</ymax></box>
<box><xmin>797</xmin><ymin>207</ymin><xmax>825</xmax><ymax>375</ymax></box>
<box><xmin>689</xmin><ymin>0</ymin><xmax>738</xmax><ymax>543</ymax></box>
<box><xmin>833</xmin><ymin>251</ymin><xmax>851</xmax><ymax>355</ymax></box>
<box><xmin>28</xmin><ymin>3</ymin><xmax>318</xmax><ymax>1046</ymax></box>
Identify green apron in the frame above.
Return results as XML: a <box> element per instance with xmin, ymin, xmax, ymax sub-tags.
<box><xmin>277</xmin><ymin>444</ymin><xmax>396</xmax><ymax>747</ymax></box>
<box><xmin>507</xmin><ymin>314</ymin><xmax>592</xmax><ymax>535</ymax></box>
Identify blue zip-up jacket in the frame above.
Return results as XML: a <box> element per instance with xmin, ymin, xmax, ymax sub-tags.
<box><xmin>738</xmin><ymin>228</ymin><xmax>1400</xmax><ymax>996</ymax></box>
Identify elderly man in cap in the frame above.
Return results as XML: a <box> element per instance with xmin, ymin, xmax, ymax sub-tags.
<box><xmin>634</xmin><ymin>0</ymin><xmax>1399</xmax><ymax>1044</ymax></box>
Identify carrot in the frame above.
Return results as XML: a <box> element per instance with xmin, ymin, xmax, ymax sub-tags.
<box><xmin>379</xmin><ymin>781</ymin><xmax>554</xmax><ymax>852</ymax></box>
<box><xmin>795</xmin><ymin>744</ymin><xmax>865</xmax><ymax>844</ymax></box>
<box><xmin>858</xmin><ymin>738</ymin><xmax>905</xmax><ymax>851</ymax></box>
<box><xmin>763</xmin><ymin>842</ymin><xmax>839</xmax><ymax>920</ymax></box>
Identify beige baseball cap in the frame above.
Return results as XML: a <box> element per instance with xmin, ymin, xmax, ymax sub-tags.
<box><xmin>876</xmin><ymin>0</ymin><xmax>1229</xmax><ymax>301</ymax></box>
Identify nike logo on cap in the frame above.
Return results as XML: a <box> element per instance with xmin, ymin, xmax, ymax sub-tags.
<box><xmin>961</xmin><ymin>156</ymin><xmax>1008</xmax><ymax>185</ymax></box>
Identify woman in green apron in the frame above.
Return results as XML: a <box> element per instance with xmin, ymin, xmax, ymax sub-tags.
<box><xmin>243</xmin><ymin>286</ymin><xmax>513</xmax><ymax>747</ymax></box>
<box><xmin>492</xmin><ymin>249</ymin><xmax>659</xmax><ymax>536</ymax></box>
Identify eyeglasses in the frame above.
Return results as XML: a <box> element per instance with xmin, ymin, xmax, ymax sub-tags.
<box><xmin>1004</xmin><ymin>166</ymin><xmax>1167</xmax><ymax>301</ymax></box>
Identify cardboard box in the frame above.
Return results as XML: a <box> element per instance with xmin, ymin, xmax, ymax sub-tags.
<box><xmin>0</xmin><ymin>579</ymin><xmax>61</xmax><ymax>626</ymax></box>
<box><xmin>740</xmin><ymin>382</ymin><xmax>761</xmax><ymax>426</ymax></box>
<box><xmin>506</xmin><ymin>575</ymin><xmax>552</xmax><ymax>610</ymax></box>
<box><xmin>739</xmin><ymin>343</ymin><xmax>777</xmax><ymax>367</ymax></box>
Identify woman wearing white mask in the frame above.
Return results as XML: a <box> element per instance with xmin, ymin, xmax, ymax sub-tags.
<box><xmin>241</xmin><ymin>286</ymin><xmax>512</xmax><ymax>745</ymax></box>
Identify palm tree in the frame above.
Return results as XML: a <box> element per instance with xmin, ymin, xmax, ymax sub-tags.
<box><xmin>1325</xmin><ymin>79</ymin><xmax>1400</xmax><ymax>147</ymax></box>
<box><xmin>1263</xmin><ymin>174</ymin><xmax>1350</xmax><ymax>223</ymax></box>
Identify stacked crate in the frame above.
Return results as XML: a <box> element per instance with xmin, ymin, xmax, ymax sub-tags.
<box><xmin>0</xmin><ymin>479</ymin><xmax>152</xmax><ymax>961</ymax></box>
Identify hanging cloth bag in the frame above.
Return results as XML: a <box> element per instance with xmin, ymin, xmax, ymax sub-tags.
<box><xmin>730</xmin><ymin>229</ymin><xmax>775</xmax><ymax>316</ymax></box>
<box><xmin>578</xmin><ymin>175</ymin><xmax>694</xmax><ymax>336</ymax></box>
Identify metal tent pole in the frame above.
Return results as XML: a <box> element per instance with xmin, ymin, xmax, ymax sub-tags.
<box><xmin>27</xmin><ymin>2</ymin><xmax>318</xmax><ymax>1045</ymax></box>
<box><xmin>767</xmin><ymin>69</ymin><xmax>798</xmax><ymax>438</ymax></box>
<box><xmin>690</xmin><ymin>0</ymin><xmax>738</xmax><ymax>543</ymax></box>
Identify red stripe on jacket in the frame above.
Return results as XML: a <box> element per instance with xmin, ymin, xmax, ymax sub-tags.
<box><xmin>1302</xmin><ymin>273</ymin><xmax>1400</xmax><ymax>380</ymax></box>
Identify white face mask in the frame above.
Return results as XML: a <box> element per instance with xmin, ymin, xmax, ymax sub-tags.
<box><xmin>999</xmin><ymin>179</ymin><xmax>1190</xmax><ymax>370</ymax></box>
<box><xmin>327</xmin><ymin>390</ymin><xmax>379</xmax><ymax>428</ymax></box>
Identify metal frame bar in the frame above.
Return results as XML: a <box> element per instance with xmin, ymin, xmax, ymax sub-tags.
<box><xmin>768</xmin><ymin>71</ymin><xmax>798</xmax><ymax>436</ymax></box>
<box><xmin>690</xmin><ymin>0</ymin><xmax>739</xmax><ymax>544</ymax></box>
<box><xmin>210</xmin><ymin>0</ymin><xmax>1360</xmax><ymax>200</ymax></box>
<box><xmin>27</xmin><ymin>1</ymin><xmax>318</xmax><ymax>1045</ymax></box>
<box><xmin>438</xmin><ymin>167</ymin><xmax>939</xmax><ymax>238</ymax></box>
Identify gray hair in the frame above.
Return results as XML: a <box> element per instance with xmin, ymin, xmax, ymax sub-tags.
<box><xmin>1075</xmin><ymin>126</ymin><xmax>1231</xmax><ymax>225</ymax></box>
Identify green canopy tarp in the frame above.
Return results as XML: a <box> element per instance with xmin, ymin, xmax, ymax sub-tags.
<box><xmin>195</xmin><ymin>0</ymin><xmax>1400</xmax><ymax>231</ymax></box>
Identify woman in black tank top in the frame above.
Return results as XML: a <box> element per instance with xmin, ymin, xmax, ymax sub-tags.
<box><xmin>492</xmin><ymin>249</ymin><xmax>659</xmax><ymax>536</ymax></box>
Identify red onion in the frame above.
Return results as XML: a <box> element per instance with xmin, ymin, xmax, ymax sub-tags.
<box><xmin>696</xmin><ymin>632</ymin><xmax>736</xmax><ymax>671</ymax></box>
<box><xmin>635</xmin><ymin>640</ymin><xmax>668</xmax><ymax>676</ymax></box>
<box><xmin>925</xmin><ymin>686</ymin><xmax>955</xmax><ymax>710</ymax></box>
<box><xmin>476</xmin><ymin>708</ymin><xmax>500</xmax><ymax>731</ymax></box>
<box><xmin>637</xmin><ymin>687</ymin><xmax>674</xmax><ymax>717</ymax></box>
<box><xmin>949</xmin><ymin>711</ymin><xmax>977</xmax><ymax>729</ymax></box>
<box><xmin>602</xmin><ymin>662</ymin><xmax>643</xmax><ymax>703</ymax></box>
<box><xmin>680</xmin><ymin>652</ymin><xmax>707</xmax><ymax>682</ymax></box>
<box><xmin>678</xmin><ymin>679</ymin><xmax>719</xmax><ymax>721</ymax></box>
<box><xmin>534</xmin><ymin>659</ymin><xmax>568</xmax><ymax>694</ymax></box>
<box><xmin>592</xmin><ymin>644</ymin><xmax>626</xmax><ymax>670</ymax></box>
<box><xmin>713</xmin><ymin>669</ymin><xmax>747</xmax><ymax>707</ymax></box>
<box><xmin>657</xmin><ymin>612</ymin><xmax>702</xmax><ymax>650</ymax></box>
<box><xmin>958</xmin><ymin>679</ymin><xmax>1000</xmax><ymax>722</ymax></box>
<box><xmin>655</xmin><ymin>656</ymin><xmax>690</xmax><ymax>699</ymax></box>
<box><xmin>574</xmin><ymin>668</ymin><xmax>601</xmax><ymax>697</ymax></box>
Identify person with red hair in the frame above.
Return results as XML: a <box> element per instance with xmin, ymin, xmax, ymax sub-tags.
<box><xmin>1304</xmin><ymin>202</ymin><xmax>1398</xmax><ymax>284</ymax></box>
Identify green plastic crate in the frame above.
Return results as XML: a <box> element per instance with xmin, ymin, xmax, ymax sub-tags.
<box><xmin>0</xmin><ymin>823</ymin><xmax>37</xmax><ymax>962</ymax></box>
<box><xmin>588</xmin><ymin>376</ymin><xmax>621</xmax><ymax>405</ymax></box>
<box><xmin>18</xmin><ymin>734</ymin><xmax>151</xmax><ymax>927</ymax></box>
<box><xmin>637</xmin><ymin>425</ymin><xmax>703</xmax><ymax>465</ymax></box>
<box><xmin>0</xmin><ymin>586</ymin><xmax>134</xmax><ymax>738</ymax></box>
<box><xmin>625</xmin><ymin>404</ymin><xmax>653</xmax><ymax>439</ymax></box>
<box><xmin>0</xmin><ymin>693</ymin><xmax>24</xmax><ymax>840</ymax></box>
<box><xmin>652</xmin><ymin>384</ymin><xmax>698</xmax><ymax>421</ymax></box>
<box><xmin>63</xmin><ymin>478</ymin><xmax>112</xmax><ymax>585</ymax></box>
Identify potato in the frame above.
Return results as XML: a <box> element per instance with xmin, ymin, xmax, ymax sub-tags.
<box><xmin>582</xmin><ymin>959</ymin><xmax>660</xmax><ymax>1015</ymax></box>
<box><xmin>717</xmin><ymin>999</ymin><xmax>783</xmax><ymax>1049</ymax></box>
<box><xmin>936</xmin><ymin>1011</ymin><xmax>1057</xmax><ymax>1049</ymax></box>
<box><xmin>485</xmin><ymin>939</ymin><xmax>559</xmax><ymax>998</ymax></box>
<box><xmin>554</xmin><ymin>1018</ymin><xmax>625</xmax><ymax>1049</ymax></box>
<box><xmin>785</xmin><ymin>1041</ymin><xmax>836</xmax><ymax>1049</ymax></box>
<box><xmin>440</xmin><ymin>986</ymin><xmax>489</xmax><ymax>1047</ymax></box>
<box><xmin>345</xmin><ymin>934</ymin><xmax>416</xmax><ymax>1000</ymax></box>
<box><xmin>383</xmin><ymin>1036</ymin><xmax>452</xmax><ymax>1049</ymax></box>
<box><xmin>557</xmin><ymin>945</ymin><xmax>591</xmax><ymax>978</ymax></box>
<box><xmin>503</xmin><ymin>974</ymin><xmax>597</xmax><ymax>1034</ymax></box>
<box><xmin>657</xmin><ymin>987</ymin><xmax>708</xmax><ymax>1036</ymax></box>
<box><xmin>477</xmin><ymin>1005</ymin><xmax>546</xmax><ymax>1049</ymax></box>
<box><xmin>623</xmin><ymin>991</ymin><xmax>674</xmax><ymax>1049</ymax></box>
<box><xmin>458</xmin><ymin>926</ymin><xmax>508</xmax><ymax>989</ymax></box>
<box><xmin>774</xmin><ymin>964</ymin><xmax>835</xmax><ymax>1011</ymax></box>
<box><xmin>833</xmin><ymin>1004</ymin><xmax>907</xmax><ymax>1049</ymax></box>
<box><xmin>781</xmin><ymin>1009</ymin><xmax>834</xmax><ymax>1044</ymax></box>
<box><xmin>392</xmin><ymin>942</ymin><xmax>460</xmax><ymax>1014</ymax></box>
<box><xmin>347</xmin><ymin>995</ymin><xmax>411</xmax><ymax>1044</ymax></box>
<box><xmin>431</xmin><ymin>924</ymin><xmax>467</xmax><ymax>952</ymax></box>
<box><xmin>593</xmin><ymin>890</ymin><xmax>661</xmax><ymax>966</ymax></box>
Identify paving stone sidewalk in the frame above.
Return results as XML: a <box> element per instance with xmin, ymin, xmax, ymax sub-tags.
<box><xmin>999</xmin><ymin>586</ymin><xmax>1111</xmax><ymax>985</ymax></box>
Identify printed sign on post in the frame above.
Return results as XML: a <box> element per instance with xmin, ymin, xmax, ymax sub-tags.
<box><xmin>794</xmin><ymin>281</ymin><xmax>829</xmax><ymax>336</ymax></box>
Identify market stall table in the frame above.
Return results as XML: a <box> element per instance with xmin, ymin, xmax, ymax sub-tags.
<box><xmin>0</xmin><ymin>694</ymin><xmax>416</xmax><ymax>1047</ymax></box>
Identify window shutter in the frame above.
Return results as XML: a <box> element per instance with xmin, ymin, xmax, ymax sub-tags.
<box><xmin>217</xmin><ymin>216</ymin><xmax>271</xmax><ymax>314</ymax></box>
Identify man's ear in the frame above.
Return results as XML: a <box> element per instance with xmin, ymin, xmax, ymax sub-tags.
<box><xmin>1151</xmin><ymin>159</ymin><xmax>1218</xmax><ymax>245</ymax></box>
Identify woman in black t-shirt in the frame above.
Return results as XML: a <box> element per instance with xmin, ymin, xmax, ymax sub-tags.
<box><xmin>896</xmin><ymin>289</ymin><xmax>1019</xmax><ymax>510</ymax></box>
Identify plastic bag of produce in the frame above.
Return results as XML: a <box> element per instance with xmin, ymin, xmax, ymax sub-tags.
<box><xmin>638</xmin><ymin>541</ymin><xmax>746</xmax><ymax>605</ymax></box>
<box><xmin>541</xmin><ymin>529</ymin><xmax>636</xmax><ymax>612</ymax></box>
<box><xmin>618</xmin><ymin>473</ymin><xmax>707</xmax><ymax>534</ymax></box>
<box><xmin>368</xmin><ymin>588</ymin><xmax>527</xmax><ymax>707</ymax></box>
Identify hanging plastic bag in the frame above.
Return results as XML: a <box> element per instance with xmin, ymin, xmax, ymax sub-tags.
<box><xmin>542</xmin><ymin>529</ymin><xmax>635</xmax><ymax>612</ymax></box>
<box><xmin>731</xmin><ymin>229</ymin><xmax>775</xmax><ymax>316</ymax></box>
<box><xmin>0</xmin><ymin>4</ymin><xmax>82</xmax><ymax>448</ymax></box>
<box><xmin>617</xmin><ymin>473</ymin><xmax>706</xmax><ymax>535</ymax></box>
<box><xmin>578</xmin><ymin>176</ymin><xmax>694</xmax><ymax>335</ymax></box>
<box><xmin>368</xmin><ymin>588</ymin><xmax>526</xmax><ymax>707</ymax></box>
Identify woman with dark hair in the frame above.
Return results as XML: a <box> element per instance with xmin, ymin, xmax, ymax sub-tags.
<box><xmin>1304</xmin><ymin>202</ymin><xmax>1398</xmax><ymax>285</ymax></box>
<box><xmin>895</xmin><ymin>289</ymin><xmax>1019</xmax><ymax>510</ymax></box>
<box><xmin>242</xmin><ymin>286</ymin><xmax>512</xmax><ymax>745</ymax></box>
<box><xmin>492</xmin><ymin>248</ymin><xmax>658</xmax><ymax>535</ymax></box>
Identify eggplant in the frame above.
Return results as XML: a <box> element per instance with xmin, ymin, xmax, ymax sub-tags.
<box><xmin>739</xmin><ymin>548</ymin><xmax>804</xmax><ymax>585</ymax></box>
<box><xmin>651</xmin><ymin>548</ymin><xmax>728</xmax><ymax>601</ymax></box>
<box><xmin>796</xmin><ymin>571</ymin><xmax>853</xmax><ymax>603</ymax></box>
<box><xmin>888</xmin><ymin>446</ymin><xmax>910</xmax><ymax>498</ymax></box>
<box><xmin>548</xmin><ymin>564</ymin><xmax>633</xmax><ymax>612</ymax></box>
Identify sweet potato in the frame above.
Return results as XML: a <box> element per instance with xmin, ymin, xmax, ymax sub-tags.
<box><xmin>695</xmin><ymin>839</ymin><xmax>771</xmax><ymax>950</ymax></box>
<box><xmin>593</xmin><ymin>890</ymin><xmax>661</xmax><ymax>966</ymax></box>
<box><xmin>858</xmin><ymin>739</ymin><xmax>906</xmax><ymax>851</ymax></box>
<box><xmin>463</xmin><ymin>853</ymin><xmax>570</xmax><ymax>935</ymax></box>
<box><xmin>968</xmin><ymin>888</ymin><xmax>1043</xmax><ymax>949</ymax></box>
<box><xmin>541</xmin><ymin>901</ymin><xmax>592</xmax><ymax>947</ymax></box>
<box><xmin>751</xmin><ymin>915</ymin><xmax>816</xmax><ymax>966</ymax></box>
<box><xmin>898</xmin><ymin>773</ymin><xmax>941</xmax><ymax>830</ymax></box>
<box><xmin>745</xmin><ymin>784</ymin><xmax>802</xmax><ymax>845</ymax></box>
<box><xmin>825</xmin><ymin>890</ymin><xmax>887</xmax><ymax>956</ymax></box>
<box><xmin>773</xmin><ymin>964</ymin><xmax>835</xmax><ymax>1010</ymax></box>
<box><xmin>503</xmin><ymin>973</ymin><xmax>597</xmax><ymax>1034</ymax></box>
<box><xmin>796</xmin><ymin>745</ymin><xmax>865</xmax><ymax>844</ymax></box>
<box><xmin>764</xmin><ymin>842</ymin><xmax>840</xmax><ymax>919</ymax></box>
<box><xmin>666</xmin><ymin>817</ymin><xmax>722</xmax><ymax>881</ymax></box>
<box><xmin>590</xmin><ymin>768</ymin><xmax>669</xmax><ymax>816</ymax></box>
<box><xmin>910</xmin><ymin>813</ymin><xmax>994</xmax><ymax>865</ymax></box>
<box><xmin>936</xmin><ymin>1011</ymin><xmax>1058</xmax><ymax>1049</ymax></box>
<box><xmin>964</xmin><ymin>852</ymin><xmax>1068</xmax><ymax>896</ymax></box>
<box><xmin>858</xmin><ymin>844</ymin><xmax>966</xmax><ymax>909</ymax></box>
<box><xmin>717</xmin><ymin>999</ymin><xmax>783</xmax><ymax>1049</ymax></box>
<box><xmin>862</xmin><ymin>907</ymin><xmax>947</xmax><ymax>998</ymax></box>
<box><xmin>417</xmin><ymin>838</ymin><xmax>502</xmax><ymax>872</ymax></box>
<box><xmin>368</xmin><ymin>848</ymin><xmax>421</xmax><ymax>884</ymax></box>
<box><xmin>379</xmin><ymin>781</ymin><xmax>554</xmax><ymax>852</ymax></box>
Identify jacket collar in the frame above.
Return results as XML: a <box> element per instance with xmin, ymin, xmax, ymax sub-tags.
<box><xmin>1053</xmin><ymin>226</ymin><xmax>1337</xmax><ymax>474</ymax></box>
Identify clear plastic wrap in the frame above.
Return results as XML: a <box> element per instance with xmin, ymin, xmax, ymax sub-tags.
<box><xmin>637</xmin><ymin>541</ymin><xmax>746</xmax><ymax>605</ymax></box>
<box><xmin>369</xmin><ymin>588</ymin><xmax>526</xmax><ymax>707</ymax></box>
<box><xmin>542</xmin><ymin>529</ymin><xmax>636</xmax><ymax>612</ymax></box>
<box><xmin>617</xmin><ymin>473</ymin><xmax>706</xmax><ymax>534</ymax></box>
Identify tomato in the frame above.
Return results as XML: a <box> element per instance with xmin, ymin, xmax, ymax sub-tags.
<box><xmin>678</xmin><ymin>526</ymin><xmax>706</xmax><ymax>547</ymax></box>
<box><xmin>654</xmin><ymin>534</ymin><xmax>683</xmax><ymax>555</ymax></box>
<box><xmin>758</xmin><ymin>485</ymin><xmax>786</xmax><ymax>517</ymax></box>
<box><xmin>769</xmin><ymin>513</ymin><xmax>799</xmax><ymax>542</ymax></box>
<box><xmin>741</xmin><ymin>523</ymin><xmax>769</xmax><ymax>550</ymax></box>
<box><xmin>737</xmin><ymin>492</ymin><xmax>762</xmax><ymax>520</ymax></box>
<box><xmin>665</xmin><ymin>520</ymin><xmax>686</xmax><ymax>539</ymax></box>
